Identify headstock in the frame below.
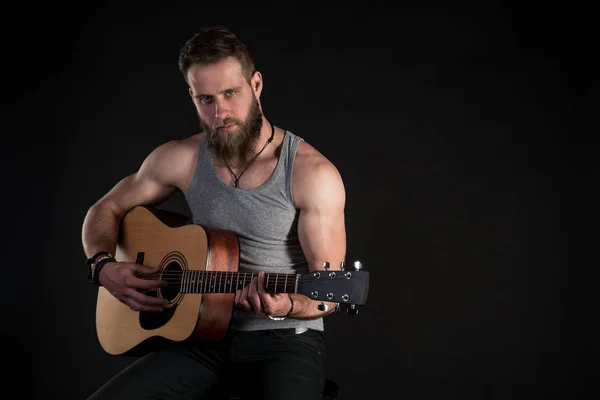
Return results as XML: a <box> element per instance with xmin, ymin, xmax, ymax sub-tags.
<box><xmin>298</xmin><ymin>261</ymin><xmax>369</xmax><ymax>315</ymax></box>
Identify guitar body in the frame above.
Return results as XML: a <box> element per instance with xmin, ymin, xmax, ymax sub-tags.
<box><xmin>95</xmin><ymin>206</ymin><xmax>240</xmax><ymax>355</ymax></box>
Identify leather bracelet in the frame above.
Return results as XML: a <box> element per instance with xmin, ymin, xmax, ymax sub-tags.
<box><xmin>90</xmin><ymin>256</ymin><xmax>116</xmax><ymax>286</ymax></box>
<box><xmin>86</xmin><ymin>251</ymin><xmax>111</xmax><ymax>268</ymax></box>
<box><xmin>268</xmin><ymin>295</ymin><xmax>294</xmax><ymax>321</ymax></box>
<box><xmin>87</xmin><ymin>253</ymin><xmax>112</xmax><ymax>281</ymax></box>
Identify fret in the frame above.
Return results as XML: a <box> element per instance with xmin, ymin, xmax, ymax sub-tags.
<box><xmin>174</xmin><ymin>271</ymin><xmax>299</xmax><ymax>294</ymax></box>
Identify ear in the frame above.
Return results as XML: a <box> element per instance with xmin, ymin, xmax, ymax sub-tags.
<box><xmin>251</xmin><ymin>71</ymin><xmax>263</xmax><ymax>98</ymax></box>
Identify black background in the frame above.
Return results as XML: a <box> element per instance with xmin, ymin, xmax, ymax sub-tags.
<box><xmin>2</xmin><ymin>1</ymin><xmax>586</xmax><ymax>399</ymax></box>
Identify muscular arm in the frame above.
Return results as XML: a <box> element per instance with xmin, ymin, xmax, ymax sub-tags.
<box><xmin>81</xmin><ymin>139</ymin><xmax>194</xmax><ymax>260</ymax></box>
<box><xmin>289</xmin><ymin>146</ymin><xmax>347</xmax><ymax>319</ymax></box>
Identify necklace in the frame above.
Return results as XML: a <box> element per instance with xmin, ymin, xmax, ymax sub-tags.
<box><xmin>225</xmin><ymin>120</ymin><xmax>275</xmax><ymax>188</ymax></box>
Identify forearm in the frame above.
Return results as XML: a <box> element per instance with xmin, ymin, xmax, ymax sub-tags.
<box><xmin>288</xmin><ymin>294</ymin><xmax>336</xmax><ymax>320</ymax></box>
<box><xmin>81</xmin><ymin>202</ymin><xmax>122</xmax><ymax>258</ymax></box>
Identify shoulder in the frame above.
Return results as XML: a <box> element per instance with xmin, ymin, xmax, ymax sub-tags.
<box><xmin>143</xmin><ymin>133</ymin><xmax>203</xmax><ymax>166</ymax></box>
<box><xmin>139</xmin><ymin>133</ymin><xmax>204</xmax><ymax>187</ymax></box>
<box><xmin>292</xmin><ymin>139</ymin><xmax>345</xmax><ymax>210</ymax></box>
<box><xmin>149</xmin><ymin>133</ymin><xmax>202</xmax><ymax>159</ymax></box>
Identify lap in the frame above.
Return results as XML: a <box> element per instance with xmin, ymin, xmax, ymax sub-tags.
<box><xmin>86</xmin><ymin>341</ymin><xmax>230</xmax><ymax>400</ymax></box>
<box><xmin>228</xmin><ymin>329</ymin><xmax>327</xmax><ymax>400</ymax></box>
<box><xmin>87</xmin><ymin>328</ymin><xmax>326</xmax><ymax>400</ymax></box>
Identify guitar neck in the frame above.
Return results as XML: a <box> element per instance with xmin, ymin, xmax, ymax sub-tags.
<box><xmin>167</xmin><ymin>270</ymin><xmax>300</xmax><ymax>294</ymax></box>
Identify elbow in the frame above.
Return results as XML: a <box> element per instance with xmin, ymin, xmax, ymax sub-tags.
<box><xmin>87</xmin><ymin>199</ymin><xmax>123</xmax><ymax>222</ymax></box>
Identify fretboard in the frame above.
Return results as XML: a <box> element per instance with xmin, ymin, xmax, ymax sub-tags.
<box><xmin>179</xmin><ymin>271</ymin><xmax>300</xmax><ymax>294</ymax></box>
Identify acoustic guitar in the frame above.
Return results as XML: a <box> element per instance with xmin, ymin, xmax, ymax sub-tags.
<box><xmin>95</xmin><ymin>206</ymin><xmax>370</xmax><ymax>355</ymax></box>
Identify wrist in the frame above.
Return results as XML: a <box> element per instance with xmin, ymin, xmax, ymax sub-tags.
<box><xmin>86</xmin><ymin>251</ymin><xmax>112</xmax><ymax>269</ymax></box>
<box><xmin>268</xmin><ymin>295</ymin><xmax>294</xmax><ymax>321</ymax></box>
<box><xmin>87</xmin><ymin>253</ymin><xmax>116</xmax><ymax>286</ymax></box>
<box><xmin>286</xmin><ymin>295</ymin><xmax>295</xmax><ymax>317</ymax></box>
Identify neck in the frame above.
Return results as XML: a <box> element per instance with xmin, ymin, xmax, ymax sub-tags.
<box><xmin>224</xmin><ymin>117</ymin><xmax>275</xmax><ymax>167</ymax></box>
<box><xmin>251</xmin><ymin>116</ymin><xmax>275</xmax><ymax>157</ymax></box>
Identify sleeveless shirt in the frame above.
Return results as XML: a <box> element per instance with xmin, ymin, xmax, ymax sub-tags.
<box><xmin>185</xmin><ymin>130</ymin><xmax>324</xmax><ymax>331</ymax></box>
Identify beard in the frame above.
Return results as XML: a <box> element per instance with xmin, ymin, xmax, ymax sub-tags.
<box><xmin>199</xmin><ymin>96</ymin><xmax>264</xmax><ymax>164</ymax></box>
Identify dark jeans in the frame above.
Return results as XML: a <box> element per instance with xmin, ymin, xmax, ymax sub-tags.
<box><xmin>87</xmin><ymin>328</ymin><xmax>327</xmax><ymax>400</ymax></box>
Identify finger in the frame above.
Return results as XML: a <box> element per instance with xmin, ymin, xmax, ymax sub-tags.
<box><xmin>134</xmin><ymin>263</ymin><xmax>161</xmax><ymax>275</ymax></box>
<box><xmin>126</xmin><ymin>297</ymin><xmax>164</xmax><ymax>312</ymax></box>
<box><xmin>131</xmin><ymin>264</ymin><xmax>164</xmax><ymax>282</ymax></box>
<box><xmin>256</xmin><ymin>272</ymin><xmax>273</xmax><ymax>306</ymax></box>
<box><xmin>234</xmin><ymin>289</ymin><xmax>242</xmax><ymax>306</ymax></box>
<box><xmin>125</xmin><ymin>288</ymin><xmax>169</xmax><ymax>307</ymax></box>
<box><xmin>247</xmin><ymin>277</ymin><xmax>263</xmax><ymax>315</ymax></box>
<box><xmin>256</xmin><ymin>272</ymin><xmax>266</xmax><ymax>295</ymax></box>
<box><xmin>125</xmin><ymin>275</ymin><xmax>167</xmax><ymax>291</ymax></box>
<box><xmin>239</xmin><ymin>285</ymin><xmax>253</xmax><ymax>312</ymax></box>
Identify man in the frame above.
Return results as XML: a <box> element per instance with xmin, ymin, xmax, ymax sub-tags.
<box><xmin>82</xmin><ymin>26</ymin><xmax>346</xmax><ymax>399</ymax></box>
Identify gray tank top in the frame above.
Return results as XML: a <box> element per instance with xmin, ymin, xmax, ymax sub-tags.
<box><xmin>185</xmin><ymin>130</ymin><xmax>324</xmax><ymax>331</ymax></box>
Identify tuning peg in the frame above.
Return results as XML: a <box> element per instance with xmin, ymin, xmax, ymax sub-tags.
<box><xmin>347</xmin><ymin>304</ymin><xmax>359</xmax><ymax>315</ymax></box>
<box><xmin>318</xmin><ymin>301</ymin><xmax>328</xmax><ymax>311</ymax></box>
<box><xmin>322</xmin><ymin>261</ymin><xmax>330</xmax><ymax>271</ymax></box>
<box><xmin>334</xmin><ymin>302</ymin><xmax>340</xmax><ymax>313</ymax></box>
<box><xmin>340</xmin><ymin>262</ymin><xmax>346</xmax><ymax>271</ymax></box>
<box><xmin>353</xmin><ymin>261</ymin><xmax>363</xmax><ymax>271</ymax></box>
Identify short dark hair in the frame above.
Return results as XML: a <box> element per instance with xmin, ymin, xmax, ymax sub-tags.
<box><xmin>178</xmin><ymin>26</ymin><xmax>256</xmax><ymax>84</ymax></box>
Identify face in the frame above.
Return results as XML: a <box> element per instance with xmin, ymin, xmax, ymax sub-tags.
<box><xmin>187</xmin><ymin>57</ymin><xmax>264</xmax><ymax>163</ymax></box>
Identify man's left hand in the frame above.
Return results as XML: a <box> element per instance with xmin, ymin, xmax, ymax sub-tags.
<box><xmin>234</xmin><ymin>272</ymin><xmax>292</xmax><ymax>317</ymax></box>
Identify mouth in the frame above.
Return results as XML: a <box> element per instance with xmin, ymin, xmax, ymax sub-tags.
<box><xmin>218</xmin><ymin>123</ymin><xmax>237</xmax><ymax>131</ymax></box>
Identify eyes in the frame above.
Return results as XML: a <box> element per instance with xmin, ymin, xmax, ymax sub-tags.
<box><xmin>199</xmin><ymin>89</ymin><xmax>237</xmax><ymax>105</ymax></box>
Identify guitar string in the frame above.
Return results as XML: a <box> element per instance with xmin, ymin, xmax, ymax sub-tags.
<box><xmin>137</xmin><ymin>276</ymin><xmax>334</xmax><ymax>284</ymax></box>
<box><xmin>135</xmin><ymin>274</ymin><xmax>329</xmax><ymax>283</ymax></box>
<box><xmin>137</xmin><ymin>272</ymin><xmax>335</xmax><ymax>280</ymax></box>
<box><xmin>138</xmin><ymin>271</ymin><xmax>341</xmax><ymax>277</ymax></box>
<box><xmin>129</xmin><ymin>272</ymin><xmax>334</xmax><ymax>292</ymax></box>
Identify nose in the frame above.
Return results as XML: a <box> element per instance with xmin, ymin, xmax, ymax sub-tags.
<box><xmin>213</xmin><ymin>98</ymin><xmax>229</xmax><ymax>120</ymax></box>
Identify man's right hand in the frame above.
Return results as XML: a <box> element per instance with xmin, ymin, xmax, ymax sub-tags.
<box><xmin>98</xmin><ymin>262</ymin><xmax>169</xmax><ymax>312</ymax></box>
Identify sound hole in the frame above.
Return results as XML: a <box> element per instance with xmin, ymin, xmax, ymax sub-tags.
<box><xmin>139</xmin><ymin>261</ymin><xmax>181</xmax><ymax>330</ymax></box>
<box><xmin>139</xmin><ymin>252</ymin><xmax>187</xmax><ymax>331</ymax></box>
<box><xmin>160</xmin><ymin>261</ymin><xmax>182</xmax><ymax>301</ymax></box>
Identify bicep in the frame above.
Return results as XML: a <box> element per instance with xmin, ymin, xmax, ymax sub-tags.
<box><xmin>96</xmin><ymin>143</ymin><xmax>181</xmax><ymax>218</ymax></box>
<box><xmin>100</xmin><ymin>172</ymin><xmax>176</xmax><ymax>218</ymax></box>
<box><xmin>296</xmin><ymin>162</ymin><xmax>347</xmax><ymax>272</ymax></box>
